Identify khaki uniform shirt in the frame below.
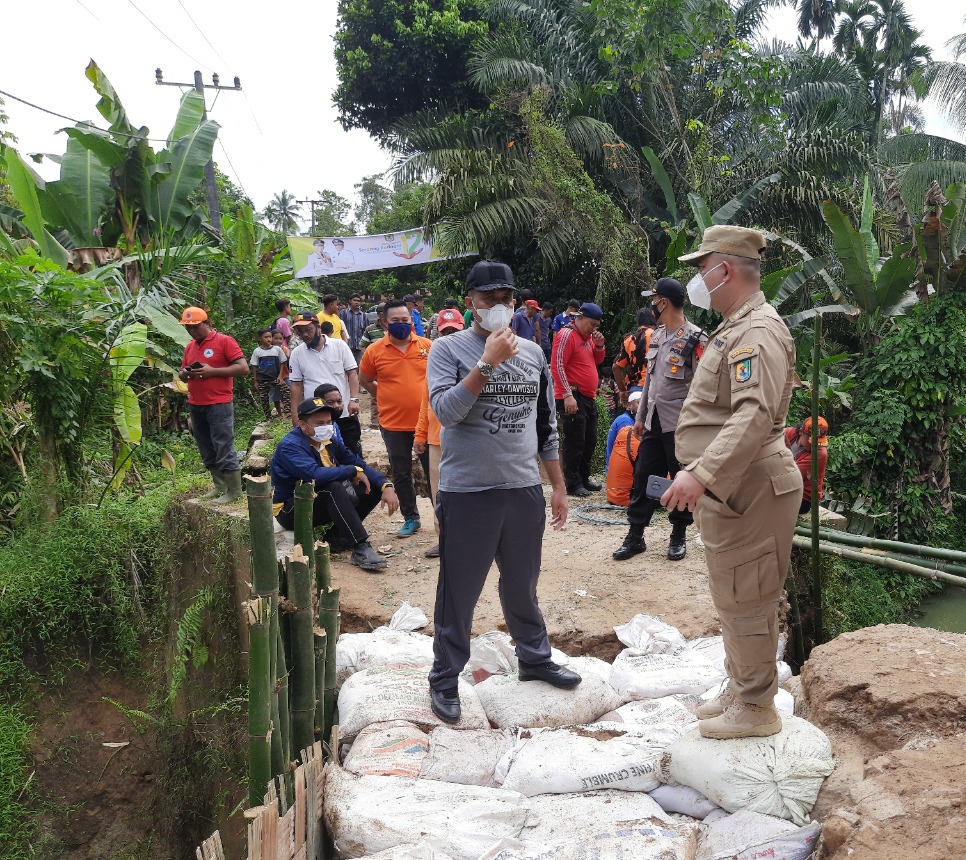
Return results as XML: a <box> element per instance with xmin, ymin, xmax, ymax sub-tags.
<box><xmin>635</xmin><ymin>320</ymin><xmax>707</xmax><ymax>432</ymax></box>
<box><xmin>675</xmin><ymin>292</ymin><xmax>796</xmax><ymax>502</ymax></box>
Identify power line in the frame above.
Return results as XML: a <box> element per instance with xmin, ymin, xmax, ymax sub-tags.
<box><xmin>174</xmin><ymin>0</ymin><xmax>231</xmax><ymax>67</ymax></box>
<box><xmin>73</xmin><ymin>0</ymin><xmax>101</xmax><ymax>22</ymax></box>
<box><xmin>242</xmin><ymin>91</ymin><xmax>265</xmax><ymax>136</ymax></box>
<box><xmin>123</xmin><ymin>0</ymin><xmax>212</xmax><ymax>71</ymax></box>
<box><xmin>217</xmin><ymin>139</ymin><xmax>252</xmax><ymax>203</ymax></box>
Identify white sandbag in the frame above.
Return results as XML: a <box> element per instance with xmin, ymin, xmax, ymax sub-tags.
<box><xmin>497</xmin><ymin>724</ymin><xmax>662</xmax><ymax>796</ymax></box>
<box><xmin>478</xmin><ymin>821</ymin><xmax>698</xmax><ymax>860</ymax></box>
<box><xmin>684</xmin><ymin>636</ymin><xmax>726</xmax><ymax>672</ymax></box>
<box><xmin>648</xmin><ymin>784</ymin><xmax>721</xmax><ymax>820</ymax></box>
<box><xmin>703</xmin><ymin>808</ymin><xmax>731</xmax><ymax>823</ymax></box>
<box><xmin>661</xmin><ymin>715</ymin><xmax>835</xmax><ymax>825</ymax></box>
<box><xmin>475</xmin><ymin>657</ymin><xmax>623</xmax><ymax>729</ymax></box>
<box><xmin>614</xmin><ymin>614</ymin><xmax>687</xmax><ymax>654</ymax></box>
<box><xmin>323</xmin><ymin>764</ymin><xmax>528</xmax><ymax>860</ymax></box>
<box><xmin>342</xmin><ymin>721</ymin><xmax>429</xmax><ymax>778</ymax></box>
<box><xmin>610</xmin><ymin>650</ymin><xmax>725</xmax><ymax>700</ymax></box>
<box><xmin>462</xmin><ymin>631</ymin><xmax>570</xmax><ymax>685</ymax></box>
<box><xmin>605</xmin><ymin>696</ymin><xmax>699</xmax><ymax>744</ymax></box>
<box><xmin>776</xmin><ymin>660</ymin><xmax>793</xmax><ymax>685</ymax></box>
<box><xmin>520</xmin><ymin>789</ymin><xmax>675</xmax><ymax>844</ymax></box>
<box><xmin>697</xmin><ymin>680</ymin><xmax>794</xmax><ymax>717</ymax></box>
<box><xmin>361</xmin><ymin>843</ymin><xmax>456</xmax><ymax>860</ymax></box>
<box><xmin>338</xmin><ymin>667</ymin><xmax>488</xmax><ymax>741</ymax></box>
<box><xmin>389</xmin><ymin>602</ymin><xmax>429</xmax><ymax>631</ymax></box>
<box><xmin>420</xmin><ymin>727</ymin><xmax>515</xmax><ymax>787</ymax></box>
<box><xmin>696</xmin><ymin>810</ymin><xmax>821</xmax><ymax>860</ymax></box>
<box><xmin>335</xmin><ymin>628</ymin><xmax>435</xmax><ymax>691</ymax></box>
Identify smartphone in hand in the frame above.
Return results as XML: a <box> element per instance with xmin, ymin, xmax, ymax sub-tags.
<box><xmin>187</xmin><ymin>361</ymin><xmax>203</xmax><ymax>370</ymax></box>
<box><xmin>645</xmin><ymin>474</ymin><xmax>673</xmax><ymax>501</ymax></box>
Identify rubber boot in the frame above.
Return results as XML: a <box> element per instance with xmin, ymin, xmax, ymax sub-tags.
<box><xmin>612</xmin><ymin>526</ymin><xmax>645</xmax><ymax>561</ymax></box>
<box><xmin>212</xmin><ymin>470</ymin><xmax>243</xmax><ymax>504</ymax></box>
<box><xmin>667</xmin><ymin>523</ymin><xmax>688</xmax><ymax>561</ymax></box>
<box><xmin>200</xmin><ymin>471</ymin><xmax>226</xmax><ymax>500</ymax></box>
<box><xmin>695</xmin><ymin>683</ymin><xmax>736</xmax><ymax>720</ymax></box>
<box><xmin>699</xmin><ymin>700</ymin><xmax>783</xmax><ymax>740</ymax></box>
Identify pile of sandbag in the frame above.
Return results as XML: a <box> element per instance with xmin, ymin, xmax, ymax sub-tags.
<box><xmin>326</xmin><ymin>608</ymin><xmax>833</xmax><ymax>860</ymax></box>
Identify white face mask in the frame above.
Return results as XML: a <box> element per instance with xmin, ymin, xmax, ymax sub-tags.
<box><xmin>686</xmin><ymin>262</ymin><xmax>725</xmax><ymax>310</ymax></box>
<box><xmin>312</xmin><ymin>424</ymin><xmax>335</xmax><ymax>444</ymax></box>
<box><xmin>473</xmin><ymin>299</ymin><xmax>515</xmax><ymax>332</ymax></box>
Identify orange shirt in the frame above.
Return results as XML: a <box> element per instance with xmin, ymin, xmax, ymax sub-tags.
<box><xmin>415</xmin><ymin>380</ymin><xmax>441</xmax><ymax>446</ymax></box>
<box><xmin>606</xmin><ymin>426</ymin><xmax>641</xmax><ymax>507</ymax></box>
<box><xmin>359</xmin><ymin>335</ymin><xmax>432</xmax><ymax>432</ymax></box>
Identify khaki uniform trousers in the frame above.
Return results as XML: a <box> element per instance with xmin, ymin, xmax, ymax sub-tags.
<box><xmin>696</xmin><ymin>448</ymin><xmax>802</xmax><ymax>705</ymax></box>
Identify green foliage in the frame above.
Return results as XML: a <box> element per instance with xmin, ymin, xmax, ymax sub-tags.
<box><xmin>168</xmin><ymin>587</ymin><xmax>218</xmax><ymax>706</ymax></box>
<box><xmin>0</xmin><ymin>701</ymin><xmax>32</xmax><ymax>860</ymax></box>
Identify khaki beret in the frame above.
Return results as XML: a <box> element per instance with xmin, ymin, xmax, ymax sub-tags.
<box><xmin>679</xmin><ymin>225</ymin><xmax>767</xmax><ymax>262</ymax></box>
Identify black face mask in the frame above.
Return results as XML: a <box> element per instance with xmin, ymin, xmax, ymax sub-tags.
<box><xmin>651</xmin><ymin>301</ymin><xmax>665</xmax><ymax>321</ymax></box>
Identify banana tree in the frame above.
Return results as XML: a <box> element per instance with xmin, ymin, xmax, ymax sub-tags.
<box><xmin>916</xmin><ymin>181</ymin><xmax>966</xmax><ymax>293</ymax></box>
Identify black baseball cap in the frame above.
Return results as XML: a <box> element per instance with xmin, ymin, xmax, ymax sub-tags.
<box><xmin>641</xmin><ymin>278</ymin><xmax>685</xmax><ymax>303</ymax></box>
<box><xmin>292</xmin><ymin>311</ymin><xmax>319</xmax><ymax>327</ymax></box>
<box><xmin>465</xmin><ymin>260</ymin><xmax>516</xmax><ymax>293</ymax></box>
<box><xmin>297</xmin><ymin>397</ymin><xmax>339</xmax><ymax>420</ymax></box>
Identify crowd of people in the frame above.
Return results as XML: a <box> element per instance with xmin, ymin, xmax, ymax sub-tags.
<box><xmin>175</xmin><ymin>225</ymin><xmax>831</xmax><ymax>741</ymax></box>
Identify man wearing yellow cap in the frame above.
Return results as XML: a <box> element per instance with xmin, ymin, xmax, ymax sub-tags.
<box><xmin>177</xmin><ymin>307</ymin><xmax>250</xmax><ymax>503</ymax></box>
<box><xmin>660</xmin><ymin>226</ymin><xmax>803</xmax><ymax>740</ymax></box>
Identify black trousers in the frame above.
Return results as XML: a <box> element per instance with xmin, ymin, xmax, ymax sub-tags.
<box><xmin>381</xmin><ymin>428</ymin><xmax>430</xmax><ymax>521</ymax></box>
<box><xmin>557</xmin><ymin>392</ymin><xmax>598</xmax><ymax>490</ymax></box>
<box><xmin>275</xmin><ymin>480</ymin><xmax>381</xmax><ymax>548</ymax></box>
<box><xmin>627</xmin><ymin>411</ymin><xmax>693</xmax><ymax>529</ymax></box>
<box><xmin>429</xmin><ymin>486</ymin><xmax>552</xmax><ymax>693</ymax></box>
<box><xmin>337</xmin><ymin>415</ymin><xmax>363</xmax><ymax>458</ymax></box>
<box><xmin>189</xmin><ymin>402</ymin><xmax>239</xmax><ymax>472</ymax></box>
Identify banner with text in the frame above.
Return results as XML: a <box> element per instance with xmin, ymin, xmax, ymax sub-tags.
<box><xmin>288</xmin><ymin>229</ymin><xmax>474</xmax><ymax>278</ymax></box>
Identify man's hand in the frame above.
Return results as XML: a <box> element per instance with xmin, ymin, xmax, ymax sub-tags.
<box><xmin>413</xmin><ymin>440</ymin><xmax>426</xmax><ymax>455</ymax></box>
<box><xmin>563</xmin><ymin>394</ymin><xmax>578</xmax><ymax>415</ymax></box>
<box><xmin>661</xmin><ymin>470</ymin><xmax>706</xmax><ymax>513</ymax></box>
<box><xmin>193</xmin><ymin>363</ymin><xmax>216</xmax><ymax>379</ymax></box>
<box><xmin>354</xmin><ymin>471</ymin><xmax>371</xmax><ymax>494</ymax></box>
<box><xmin>380</xmin><ymin>486</ymin><xmax>399</xmax><ymax>516</ymax></box>
<box><xmin>550</xmin><ymin>486</ymin><xmax>568</xmax><ymax>530</ymax></box>
<box><xmin>591</xmin><ymin>330</ymin><xmax>605</xmax><ymax>348</ymax></box>
<box><xmin>347</xmin><ymin>400</ymin><xmax>361</xmax><ymax>417</ymax></box>
<box><xmin>632</xmin><ymin>419</ymin><xmax>646</xmax><ymax>440</ymax></box>
<box><xmin>481</xmin><ymin>327</ymin><xmax>519</xmax><ymax>367</ymax></box>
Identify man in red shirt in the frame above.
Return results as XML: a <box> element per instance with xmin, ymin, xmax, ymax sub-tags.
<box><xmin>550</xmin><ymin>302</ymin><xmax>606</xmax><ymax>497</ymax></box>
<box><xmin>784</xmin><ymin>416</ymin><xmax>829</xmax><ymax>515</ymax></box>
<box><xmin>177</xmin><ymin>307</ymin><xmax>250</xmax><ymax>503</ymax></box>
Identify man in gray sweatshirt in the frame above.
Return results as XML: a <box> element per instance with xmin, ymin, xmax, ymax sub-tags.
<box><xmin>426</xmin><ymin>260</ymin><xmax>580</xmax><ymax>724</ymax></box>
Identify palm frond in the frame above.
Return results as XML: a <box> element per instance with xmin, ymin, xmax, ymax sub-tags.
<box><xmin>922</xmin><ymin>61</ymin><xmax>966</xmax><ymax>135</ymax></box>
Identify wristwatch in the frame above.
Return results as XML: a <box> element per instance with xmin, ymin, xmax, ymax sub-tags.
<box><xmin>476</xmin><ymin>360</ymin><xmax>494</xmax><ymax>378</ymax></box>
<box><xmin>349</xmin><ymin>397</ymin><xmax>360</xmax><ymax>402</ymax></box>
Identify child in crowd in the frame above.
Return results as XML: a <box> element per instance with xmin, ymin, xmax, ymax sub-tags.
<box><xmin>313</xmin><ymin>383</ymin><xmax>362</xmax><ymax>457</ymax></box>
<box><xmin>269</xmin><ymin>328</ymin><xmax>291</xmax><ymax>418</ymax></box>
<box><xmin>250</xmin><ymin>327</ymin><xmax>287</xmax><ymax>421</ymax></box>
<box><xmin>598</xmin><ymin>365</ymin><xmax>621</xmax><ymax>422</ymax></box>
<box><xmin>274</xmin><ymin>298</ymin><xmax>293</xmax><ymax>347</ymax></box>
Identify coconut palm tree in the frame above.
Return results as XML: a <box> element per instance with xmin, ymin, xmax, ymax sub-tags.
<box><xmin>923</xmin><ymin>17</ymin><xmax>966</xmax><ymax>136</ymax></box>
<box><xmin>261</xmin><ymin>191</ymin><xmax>302</xmax><ymax>235</ymax></box>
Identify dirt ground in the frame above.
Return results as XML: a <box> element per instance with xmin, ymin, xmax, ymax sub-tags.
<box><xmin>277</xmin><ymin>417</ymin><xmax>721</xmax><ymax>658</ymax></box>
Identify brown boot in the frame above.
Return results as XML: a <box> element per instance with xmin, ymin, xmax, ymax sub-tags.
<box><xmin>695</xmin><ymin>683</ymin><xmax>737</xmax><ymax>720</ymax></box>
<box><xmin>698</xmin><ymin>700</ymin><xmax>782</xmax><ymax>740</ymax></box>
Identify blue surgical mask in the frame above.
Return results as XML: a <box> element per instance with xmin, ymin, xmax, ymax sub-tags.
<box><xmin>387</xmin><ymin>321</ymin><xmax>413</xmax><ymax>339</ymax></box>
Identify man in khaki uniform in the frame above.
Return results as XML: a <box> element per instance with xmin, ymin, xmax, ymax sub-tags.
<box><xmin>661</xmin><ymin>225</ymin><xmax>803</xmax><ymax>740</ymax></box>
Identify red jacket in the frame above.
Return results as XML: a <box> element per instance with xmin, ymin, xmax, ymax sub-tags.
<box><xmin>551</xmin><ymin>324</ymin><xmax>606</xmax><ymax>399</ymax></box>
<box><xmin>784</xmin><ymin>427</ymin><xmax>828</xmax><ymax>502</ymax></box>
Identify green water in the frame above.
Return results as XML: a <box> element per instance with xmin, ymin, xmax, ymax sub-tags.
<box><xmin>912</xmin><ymin>585</ymin><xmax>966</xmax><ymax>634</ymax></box>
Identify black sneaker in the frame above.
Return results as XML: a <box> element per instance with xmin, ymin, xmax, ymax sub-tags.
<box><xmin>351</xmin><ymin>541</ymin><xmax>387</xmax><ymax>572</ymax></box>
<box><xmin>613</xmin><ymin>530</ymin><xmax>646</xmax><ymax>560</ymax></box>
<box><xmin>518</xmin><ymin>660</ymin><xmax>582</xmax><ymax>688</ymax></box>
<box><xmin>583</xmin><ymin>479</ymin><xmax>602</xmax><ymax>492</ymax></box>
<box><xmin>567</xmin><ymin>485</ymin><xmax>592</xmax><ymax>498</ymax></box>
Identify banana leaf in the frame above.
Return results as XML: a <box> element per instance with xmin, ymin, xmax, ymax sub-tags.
<box><xmin>167</xmin><ymin>91</ymin><xmax>206</xmax><ymax>147</ymax></box>
<box><xmin>113</xmin><ymin>383</ymin><xmax>142</xmax><ymax>445</ymax></box>
<box><xmin>821</xmin><ymin>200</ymin><xmax>877</xmax><ymax>310</ymax></box>
<box><xmin>2</xmin><ymin>150</ymin><xmax>68</xmax><ymax>266</ymax></box>
<box><xmin>687</xmin><ymin>193</ymin><xmax>712</xmax><ymax>234</ymax></box>
<box><xmin>711</xmin><ymin>173</ymin><xmax>781</xmax><ymax>225</ymax></box>
<box><xmin>45</xmin><ymin>134</ymin><xmax>114</xmax><ymax>246</ymax></box>
<box><xmin>153</xmin><ymin>120</ymin><xmax>220</xmax><ymax>234</ymax></box>
<box><xmin>642</xmin><ymin>146</ymin><xmax>679</xmax><ymax>224</ymax></box>
<box><xmin>85</xmin><ymin>60</ymin><xmax>135</xmax><ymax>135</ymax></box>
<box><xmin>142</xmin><ymin>303</ymin><xmax>191</xmax><ymax>347</ymax></box>
<box><xmin>784</xmin><ymin>304</ymin><xmax>860</xmax><ymax>329</ymax></box>
<box><xmin>858</xmin><ymin>177</ymin><xmax>879</xmax><ymax>276</ymax></box>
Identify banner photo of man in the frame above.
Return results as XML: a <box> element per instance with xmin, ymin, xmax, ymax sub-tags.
<box><xmin>288</xmin><ymin>229</ymin><xmax>475</xmax><ymax>278</ymax></box>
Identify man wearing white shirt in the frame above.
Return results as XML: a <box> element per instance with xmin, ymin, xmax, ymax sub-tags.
<box><xmin>331</xmin><ymin>237</ymin><xmax>356</xmax><ymax>269</ymax></box>
<box><xmin>288</xmin><ymin>311</ymin><xmax>361</xmax><ymax>426</ymax></box>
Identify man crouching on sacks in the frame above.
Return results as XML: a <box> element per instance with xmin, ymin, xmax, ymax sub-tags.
<box><xmin>661</xmin><ymin>226</ymin><xmax>803</xmax><ymax>740</ymax></box>
<box><xmin>425</xmin><ymin>260</ymin><xmax>579</xmax><ymax>724</ymax></box>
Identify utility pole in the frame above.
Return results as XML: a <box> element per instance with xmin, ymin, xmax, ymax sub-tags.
<box><xmin>155</xmin><ymin>68</ymin><xmax>242</xmax><ymax>236</ymax></box>
<box><xmin>297</xmin><ymin>198</ymin><xmax>323</xmax><ymax>235</ymax></box>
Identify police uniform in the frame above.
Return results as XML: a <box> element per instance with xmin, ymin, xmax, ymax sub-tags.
<box><xmin>626</xmin><ymin>320</ymin><xmax>707</xmax><ymax>531</ymax></box>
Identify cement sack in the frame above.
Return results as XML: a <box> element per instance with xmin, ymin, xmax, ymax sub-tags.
<box><xmin>661</xmin><ymin>715</ymin><xmax>835</xmax><ymax>825</ymax></box>
<box><xmin>497</xmin><ymin>724</ymin><xmax>663</xmax><ymax>795</ymax></box>
<box><xmin>342</xmin><ymin>721</ymin><xmax>429</xmax><ymax>778</ymax></box>
<box><xmin>477</xmin><ymin>822</ymin><xmax>699</xmax><ymax>860</ymax></box>
<box><xmin>696</xmin><ymin>810</ymin><xmax>821</xmax><ymax>860</ymax></box>
<box><xmin>648</xmin><ymin>784</ymin><xmax>721</xmax><ymax>820</ymax></box>
<box><xmin>614</xmin><ymin>614</ymin><xmax>687</xmax><ymax>655</ymax></box>
<box><xmin>338</xmin><ymin>667</ymin><xmax>487</xmax><ymax>741</ymax></box>
<box><xmin>684</xmin><ymin>636</ymin><xmax>794</xmax><ymax>688</ymax></box>
<box><xmin>610</xmin><ymin>650</ymin><xmax>725</xmax><ymax>700</ymax></box>
<box><xmin>360</xmin><ymin>843</ymin><xmax>455</xmax><ymax>860</ymax></box>
<box><xmin>475</xmin><ymin>656</ymin><xmax>623</xmax><ymax>729</ymax></box>
<box><xmin>419</xmin><ymin>727</ymin><xmax>515</xmax><ymax>787</ymax></box>
<box><xmin>335</xmin><ymin>628</ymin><xmax>434</xmax><ymax>691</ymax></box>
<box><xmin>323</xmin><ymin>764</ymin><xmax>528</xmax><ymax>860</ymax></box>
<box><xmin>462</xmin><ymin>631</ymin><xmax>570</xmax><ymax>685</ymax></box>
<box><xmin>600</xmin><ymin>696</ymin><xmax>699</xmax><ymax>744</ymax></box>
<box><xmin>520</xmin><ymin>789</ymin><xmax>674</xmax><ymax>843</ymax></box>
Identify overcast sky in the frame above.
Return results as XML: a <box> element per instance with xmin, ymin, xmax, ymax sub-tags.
<box><xmin>1</xmin><ymin>1</ymin><xmax>962</xmax><ymax>233</ymax></box>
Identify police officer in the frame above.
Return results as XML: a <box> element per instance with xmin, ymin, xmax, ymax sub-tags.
<box><xmin>661</xmin><ymin>226</ymin><xmax>803</xmax><ymax>740</ymax></box>
<box><xmin>613</xmin><ymin>278</ymin><xmax>706</xmax><ymax>562</ymax></box>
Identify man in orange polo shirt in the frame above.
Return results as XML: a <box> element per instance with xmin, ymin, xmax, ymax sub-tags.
<box><xmin>177</xmin><ymin>307</ymin><xmax>249</xmax><ymax>503</ymax></box>
<box><xmin>359</xmin><ymin>298</ymin><xmax>433</xmax><ymax>537</ymax></box>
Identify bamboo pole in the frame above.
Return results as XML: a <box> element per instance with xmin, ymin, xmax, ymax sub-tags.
<box><xmin>794</xmin><ymin>525</ymin><xmax>966</xmax><ymax>565</ymax></box>
<box><xmin>246</xmin><ymin>598</ymin><xmax>272</xmax><ymax>808</ymax></box>
<box><xmin>315</xmin><ymin>541</ymin><xmax>332</xmax><ymax>593</ymax></box>
<box><xmin>313</xmin><ymin>628</ymin><xmax>327</xmax><ymax>741</ymax></box>
<box><xmin>275</xmin><ymin>623</ymin><xmax>291</xmax><ymax>775</ymax></box>
<box><xmin>783</xmin><ymin>568</ymin><xmax>806</xmax><ymax>667</ymax></box>
<box><xmin>791</xmin><ymin>536</ymin><xmax>966</xmax><ymax>589</ymax></box>
<box><xmin>246</xmin><ymin>476</ymin><xmax>279</xmax><ymax>596</ymax></box>
<box><xmin>294</xmin><ymin>482</ymin><xmax>316</xmax><ymax>576</ymax></box>
<box><xmin>810</xmin><ymin>313</ymin><xmax>823</xmax><ymax>644</ymax></box>
<box><xmin>287</xmin><ymin>547</ymin><xmax>317</xmax><ymax>761</ymax></box>
<box><xmin>268</xmin><ymin>604</ymin><xmax>283</xmax><ymax>779</ymax></box>
<box><xmin>318</xmin><ymin>587</ymin><xmax>340</xmax><ymax>739</ymax></box>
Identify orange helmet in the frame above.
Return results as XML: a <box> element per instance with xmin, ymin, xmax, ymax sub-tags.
<box><xmin>802</xmin><ymin>416</ymin><xmax>829</xmax><ymax>445</ymax></box>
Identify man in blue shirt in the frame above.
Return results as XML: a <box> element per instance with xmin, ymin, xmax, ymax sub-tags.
<box><xmin>605</xmin><ymin>388</ymin><xmax>642</xmax><ymax>473</ymax></box>
<box><xmin>551</xmin><ymin>299</ymin><xmax>581</xmax><ymax>335</ymax></box>
<box><xmin>511</xmin><ymin>299</ymin><xmax>541</xmax><ymax>343</ymax></box>
<box><xmin>271</xmin><ymin>397</ymin><xmax>399</xmax><ymax>571</ymax></box>
<box><xmin>404</xmin><ymin>294</ymin><xmax>426</xmax><ymax>336</ymax></box>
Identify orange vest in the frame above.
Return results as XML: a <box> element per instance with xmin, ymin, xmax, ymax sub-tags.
<box><xmin>606</xmin><ymin>426</ymin><xmax>641</xmax><ymax>507</ymax></box>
